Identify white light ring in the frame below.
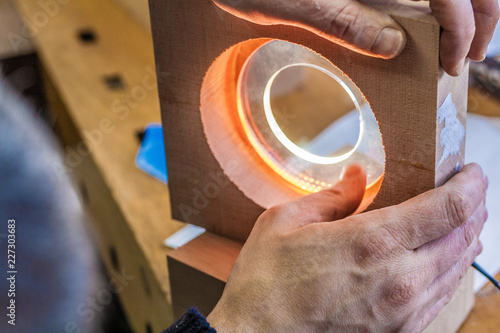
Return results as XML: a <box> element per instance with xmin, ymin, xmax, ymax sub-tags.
<box><xmin>262</xmin><ymin>62</ymin><xmax>364</xmax><ymax>165</ymax></box>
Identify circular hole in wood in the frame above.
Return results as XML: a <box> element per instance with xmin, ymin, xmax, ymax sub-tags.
<box><xmin>78</xmin><ymin>29</ymin><xmax>97</xmax><ymax>43</ymax></box>
<box><xmin>200</xmin><ymin>39</ymin><xmax>385</xmax><ymax>209</ymax></box>
<box><xmin>103</xmin><ymin>74</ymin><xmax>125</xmax><ymax>90</ymax></box>
<box><xmin>145</xmin><ymin>322</ymin><xmax>153</xmax><ymax>333</ymax></box>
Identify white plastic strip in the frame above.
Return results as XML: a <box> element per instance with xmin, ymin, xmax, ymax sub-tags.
<box><xmin>164</xmin><ymin>224</ymin><xmax>206</xmax><ymax>249</ymax></box>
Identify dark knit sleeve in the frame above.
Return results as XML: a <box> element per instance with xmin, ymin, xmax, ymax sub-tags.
<box><xmin>163</xmin><ymin>307</ymin><xmax>216</xmax><ymax>333</ymax></box>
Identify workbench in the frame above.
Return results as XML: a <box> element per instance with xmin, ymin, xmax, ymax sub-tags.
<box><xmin>7</xmin><ymin>0</ymin><xmax>500</xmax><ymax>332</ymax></box>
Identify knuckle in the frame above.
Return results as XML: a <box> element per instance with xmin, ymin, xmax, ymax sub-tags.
<box><xmin>259</xmin><ymin>205</ymin><xmax>287</xmax><ymax>229</ymax></box>
<box><xmin>296</xmin><ymin>200</ymin><xmax>329</xmax><ymax>222</ymax></box>
<box><xmin>443</xmin><ymin>188</ymin><xmax>472</xmax><ymax>229</ymax></box>
<box><xmin>325</xmin><ymin>4</ymin><xmax>375</xmax><ymax>48</ymax></box>
<box><xmin>473</xmin><ymin>4</ymin><xmax>499</xmax><ymax>24</ymax></box>
<box><xmin>386</xmin><ymin>275</ymin><xmax>420</xmax><ymax>307</ymax></box>
<box><xmin>460</xmin><ymin>223</ymin><xmax>475</xmax><ymax>248</ymax></box>
<box><xmin>262</xmin><ymin>205</ymin><xmax>281</xmax><ymax>221</ymax></box>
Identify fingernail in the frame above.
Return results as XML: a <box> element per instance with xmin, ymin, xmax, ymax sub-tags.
<box><xmin>372</xmin><ymin>28</ymin><xmax>405</xmax><ymax>58</ymax></box>
<box><xmin>484</xmin><ymin>175</ymin><xmax>489</xmax><ymax>190</ymax></box>
<box><xmin>480</xmin><ymin>49</ymin><xmax>487</xmax><ymax>62</ymax></box>
<box><xmin>340</xmin><ymin>165</ymin><xmax>362</xmax><ymax>181</ymax></box>
<box><xmin>451</xmin><ymin>58</ymin><xmax>465</xmax><ymax>77</ymax></box>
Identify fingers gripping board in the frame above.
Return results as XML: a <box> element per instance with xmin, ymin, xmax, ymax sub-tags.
<box><xmin>149</xmin><ymin>1</ymin><xmax>472</xmax><ymax>331</ymax></box>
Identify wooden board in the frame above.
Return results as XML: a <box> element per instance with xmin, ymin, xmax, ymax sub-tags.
<box><xmin>151</xmin><ymin>1</ymin><xmax>473</xmax><ymax>332</ymax></box>
<box><xmin>150</xmin><ymin>0</ymin><xmax>468</xmax><ymax>241</ymax></box>
<box><xmin>13</xmin><ymin>0</ymin><xmax>184</xmax><ymax>332</ymax></box>
<box><xmin>168</xmin><ymin>232</ymin><xmax>242</xmax><ymax>318</ymax></box>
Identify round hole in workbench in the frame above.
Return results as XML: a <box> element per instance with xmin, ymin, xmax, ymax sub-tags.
<box><xmin>200</xmin><ymin>39</ymin><xmax>385</xmax><ymax>210</ymax></box>
<box><xmin>103</xmin><ymin>74</ymin><xmax>125</xmax><ymax>90</ymax></box>
<box><xmin>78</xmin><ymin>29</ymin><xmax>97</xmax><ymax>43</ymax></box>
<box><xmin>145</xmin><ymin>322</ymin><xmax>153</xmax><ymax>333</ymax></box>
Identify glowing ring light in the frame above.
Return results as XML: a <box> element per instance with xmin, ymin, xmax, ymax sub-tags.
<box><xmin>237</xmin><ymin>40</ymin><xmax>384</xmax><ymax>193</ymax></box>
<box><xmin>262</xmin><ymin>63</ymin><xmax>363</xmax><ymax>165</ymax></box>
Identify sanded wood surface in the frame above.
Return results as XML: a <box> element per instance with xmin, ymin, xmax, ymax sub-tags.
<box><xmin>150</xmin><ymin>0</ymin><xmax>468</xmax><ymax>241</ymax></box>
<box><xmin>12</xmin><ymin>0</ymin><xmax>184</xmax><ymax>332</ymax></box>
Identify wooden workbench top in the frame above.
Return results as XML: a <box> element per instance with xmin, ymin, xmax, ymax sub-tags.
<box><xmin>11</xmin><ymin>0</ymin><xmax>500</xmax><ymax>331</ymax></box>
<box><xmin>12</xmin><ymin>0</ymin><xmax>184</xmax><ymax>331</ymax></box>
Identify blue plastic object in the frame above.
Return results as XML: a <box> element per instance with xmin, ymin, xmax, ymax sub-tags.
<box><xmin>135</xmin><ymin>123</ymin><xmax>168</xmax><ymax>183</ymax></box>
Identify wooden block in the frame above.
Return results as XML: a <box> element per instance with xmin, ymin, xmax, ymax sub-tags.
<box><xmin>150</xmin><ymin>0</ymin><xmax>468</xmax><ymax>241</ymax></box>
<box><xmin>167</xmin><ymin>232</ymin><xmax>242</xmax><ymax>318</ymax></box>
<box><xmin>150</xmin><ymin>1</ymin><xmax>472</xmax><ymax>331</ymax></box>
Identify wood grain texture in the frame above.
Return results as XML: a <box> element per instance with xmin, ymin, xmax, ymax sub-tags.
<box><xmin>13</xmin><ymin>0</ymin><xmax>185</xmax><ymax>332</ymax></box>
<box><xmin>151</xmin><ymin>0</ymin><xmax>473</xmax><ymax>331</ymax></box>
<box><xmin>150</xmin><ymin>0</ymin><xmax>468</xmax><ymax>240</ymax></box>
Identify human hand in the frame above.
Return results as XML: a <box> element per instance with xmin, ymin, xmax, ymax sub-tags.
<box><xmin>207</xmin><ymin>163</ymin><xmax>488</xmax><ymax>332</ymax></box>
<box><xmin>213</xmin><ymin>0</ymin><xmax>499</xmax><ymax>76</ymax></box>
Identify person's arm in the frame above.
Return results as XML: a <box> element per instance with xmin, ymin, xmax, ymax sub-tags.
<box><xmin>213</xmin><ymin>0</ymin><xmax>499</xmax><ymax>76</ymax></box>
<box><xmin>206</xmin><ymin>164</ymin><xmax>487</xmax><ymax>332</ymax></box>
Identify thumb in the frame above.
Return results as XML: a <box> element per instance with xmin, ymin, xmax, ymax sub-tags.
<box><xmin>284</xmin><ymin>165</ymin><xmax>367</xmax><ymax>228</ymax></box>
<box><xmin>214</xmin><ymin>0</ymin><xmax>406</xmax><ymax>59</ymax></box>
